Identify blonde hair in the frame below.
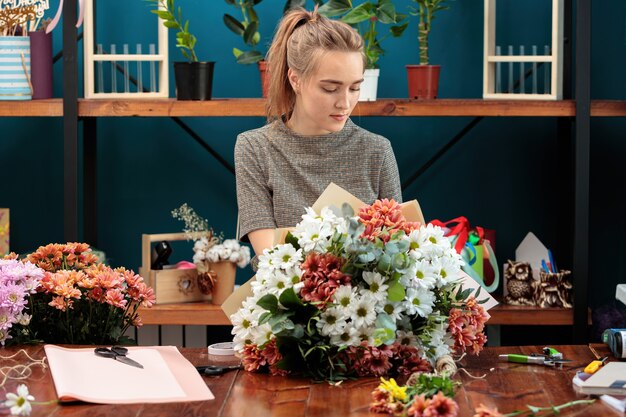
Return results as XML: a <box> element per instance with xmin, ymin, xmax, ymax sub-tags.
<box><xmin>266</xmin><ymin>7</ymin><xmax>364</xmax><ymax>120</ymax></box>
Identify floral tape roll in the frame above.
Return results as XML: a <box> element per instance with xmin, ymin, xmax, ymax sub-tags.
<box><xmin>208</xmin><ymin>342</ymin><xmax>235</xmax><ymax>356</ymax></box>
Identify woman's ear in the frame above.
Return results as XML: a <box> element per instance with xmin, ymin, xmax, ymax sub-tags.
<box><xmin>287</xmin><ymin>68</ymin><xmax>300</xmax><ymax>94</ymax></box>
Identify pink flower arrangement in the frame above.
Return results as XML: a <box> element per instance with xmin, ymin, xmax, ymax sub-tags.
<box><xmin>0</xmin><ymin>259</ymin><xmax>44</xmax><ymax>345</ymax></box>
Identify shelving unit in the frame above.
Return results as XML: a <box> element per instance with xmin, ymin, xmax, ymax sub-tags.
<box><xmin>0</xmin><ymin>0</ymin><xmax>604</xmax><ymax>341</ymax></box>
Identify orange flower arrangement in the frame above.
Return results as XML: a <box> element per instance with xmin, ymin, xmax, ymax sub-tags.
<box><xmin>25</xmin><ymin>243</ymin><xmax>155</xmax><ymax>345</ymax></box>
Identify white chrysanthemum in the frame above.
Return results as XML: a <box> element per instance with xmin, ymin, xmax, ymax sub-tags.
<box><xmin>257</xmin><ymin>244</ymin><xmax>292</xmax><ymax>271</ymax></box>
<box><xmin>271</xmin><ymin>245</ymin><xmax>302</xmax><ymax>270</ymax></box>
<box><xmin>411</xmin><ymin>259</ymin><xmax>437</xmax><ymax>289</ymax></box>
<box><xmin>330</xmin><ymin>326</ymin><xmax>359</xmax><ymax>347</ymax></box>
<box><xmin>332</xmin><ymin>285</ymin><xmax>355</xmax><ymax>311</ymax></box>
<box><xmin>4</xmin><ymin>384</ymin><xmax>34</xmax><ymax>417</ymax></box>
<box><xmin>433</xmin><ymin>255</ymin><xmax>463</xmax><ymax>287</ymax></box>
<box><xmin>259</xmin><ymin>270</ymin><xmax>293</xmax><ymax>297</ymax></box>
<box><xmin>317</xmin><ymin>306</ymin><xmax>348</xmax><ymax>337</ymax></box>
<box><xmin>249</xmin><ymin>322</ymin><xmax>274</xmax><ymax>346</ymax></box>
<box><xmin>230</xmin><ymin>303</ymin><xmax>260</xmax><ymax>344</ymax></box>
<box><xmin>355</xmin><ymin>325</ymin><xmax>375</xmax><ymax>346</ymax></box>
<box><xmin>349</xmin><ymin>294</ymin><xmax>377</xmax><ymax>328</ymax></box>
<box><xmin>360</xmin><ymin>271</ymin><xmax>389</xmax><ymax>304</ymax></box>
<box><xmin>404</xmin><ymin>287</ymin><xmax>435</xmax><ymax>318</ymax></box>
<box><xmin>377</xmin><ymin>300</ymin><xmax>405</xmax><ymax>322</ymax></box>
<box><xmin>396</xmin><ymin>330</ymin><xmax>419</xmax><ymax>346</ymax></box>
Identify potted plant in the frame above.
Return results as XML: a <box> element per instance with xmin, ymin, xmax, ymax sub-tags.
<box><xmin>223</xmin><ymin>0</ymin><xmax>308</xmax><ymax>97</ymax></box>
<box><xmin>148</xmin><ymin>0</ymin><xmax>215</xmax><ymax>100</ymax></box>
<box><xmin>406</xmin><ymin>0</ymin><xmax>452</xmax><ymax>99</ymax></box>
<box><xmin>318</xmin><ymin>0</ymin><xmax>407</xmax><ymax>101</ymax></box>
<box><xmin>172</xmin><ymin>203</ymin><xmax>251</xmax><ymax>305</ymax></box>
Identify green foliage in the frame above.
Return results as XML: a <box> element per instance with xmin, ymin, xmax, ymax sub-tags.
<box><xmin>405</xmin><ymin>373</ymin><xmax>459</xmax><ymax>401</ymax></box>
<box><xmin>318</xmin><ymin>0</ymin><xmax>408</xmax><ymax>69</ymax></box>
<box><xmin>146</xmin><ymin>0</ymin><xmax>198</xmax><ymax>62</ymax></box>
<box><xmin>408</xmin><ymin>0</ymin><xmax>453</xmax><ymax>65</ymax></box>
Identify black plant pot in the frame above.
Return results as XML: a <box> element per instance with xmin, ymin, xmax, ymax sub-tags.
<box><xmin>173</xmin><ymin>61</ymin><xmax>215</xmax><ymax>100</ymax></box>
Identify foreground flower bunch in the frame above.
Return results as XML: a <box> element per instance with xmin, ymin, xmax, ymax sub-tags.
<box><xmin>0</xmin><ymin>260</ymin><xmax>44</xmax><ymax>345</ymax></box>
<box><xmin>21</xmin><ymin>243</ymin><xmax>155</xmax><ymax>345</ymax></box>
<box><xmin>370</xmin><ymin>375</ymin><xmax>595</xmax><ymax>417</ymax></box>
<box><xmin>231</xmin><ymin>199</ymin><xmax>490</xmax><ymax>380</ymax></box>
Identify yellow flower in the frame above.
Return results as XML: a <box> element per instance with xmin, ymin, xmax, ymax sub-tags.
<box><xmin>378</xmin><ymin>377</ymin><xmax>407</xmax><ymax>402</ymax></box>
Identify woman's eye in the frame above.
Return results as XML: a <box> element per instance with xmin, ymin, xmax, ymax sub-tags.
<box><xmin>350</xmin><ymin>87</ymin><xmax>361</xmax><ymax>92</ymax></box>
<box><xmin>323</xmin><ymin>88</ymin><xmax>337</xmax><ymax>93</ymax></box>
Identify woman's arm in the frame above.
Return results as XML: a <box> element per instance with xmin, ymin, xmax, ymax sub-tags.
<box><xmin>248</xmin><ymin>228</ymin><xmax>275</xmax><ymax>257</ymax></box>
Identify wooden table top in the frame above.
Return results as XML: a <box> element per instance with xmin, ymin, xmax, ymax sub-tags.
<box><xmin>0</xmin><ymin>344</ymin><xmax>619</xmax><ymax>417</ymax></box>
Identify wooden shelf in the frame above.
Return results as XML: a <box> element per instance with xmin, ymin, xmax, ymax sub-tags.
<box><xmin>138</xmin><ymin>301</ymin><xmax>589</xmax><ymax>327</ymax></box>
<box><xmin>0</xmin><ymin>98</ymin><xmax>62</xmax><ymax>117</ymax></box>
<box><xmin>138</xmin><ymin>302</ymin><xmax>230</xmax><ymax>326</ymax></box>
<box><xmin>3</xmin><ymin>98</ymin><xmax>625</xmax><ymax>118</ymax></box>
<box><xmin>77</xmin><ymin>98</ymin><xmax>577</xmax><ymax>118</ymax></box>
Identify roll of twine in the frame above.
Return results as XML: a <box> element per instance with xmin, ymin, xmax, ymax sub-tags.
<box><xmin>407</xmin><ymin>353</ymin><xmax>487</xmax><ymax>386</ymax></box>
<box><xmin>0</xmin><ymin>350</ymin><xmax>47</xmax><ymax>388</ymax></box>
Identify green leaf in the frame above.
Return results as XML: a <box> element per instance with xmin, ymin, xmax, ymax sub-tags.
<box><xmin>257</xmin><ymin>294</ymin><xmax>279</xmax><ymax>313</ymax></box>
<box><xmin>390</xmin><ymin>22</ymin><xmax>408</xmax><ymax>37</ymax></box>
<box><xmin>375</xmin><ymin>2</ymin><xmax>396</xmax><ymax>24</ymax></box>
<box><xmin>223</xmin><ymin>14</ymin><xmax>245</xmax><ymax>35</ymax></box>
<box><xmin>377</xmin><ymin>253</ymin><xmax>391</xmax><ymax>273</ymax></box>
<box><xmin>341</xmin><ymin>3</ymin><xmax>373</xmax><ymax>24</ymax></box>
<box><xmin>164</xmin><ymin>20</ymin><xmax>179</xmax><ymax>29</ymax></box>
<box><xmin>285</xmin><ymin>232</ymin><xmax>300</xmax><ymax>249</ymax></box>
<box><xmin>279</xmin><ymin>287</ymin><xmax>303</xmax><ymax>309</ymax></box>
<box><xmin>387</xmin><ymin>280</ymin><xmax>406</xmax><ymax>302</ymax></box>
<box><xmin>236</xmin><ymin>50</ymin><xmax>264</xmax><ymax>64</ymax></box>
<box><xmin>318</xmin><ymin>0</ymin><xmax>352</xmax><ymax>17</ymax></box>
<box><xmin>243</xmin><ymin>21</ymin><xmax>259</xmax><ymax>46</ymax></box>
<box><xmin>224</xmin><ymin>0</ymin><xmax>236</xmax><ymax>5</ymax></box>
<box><xmin>154</xmin><ymin>10</ymin><xmax>172</xmax><ymax>20</ymax></box>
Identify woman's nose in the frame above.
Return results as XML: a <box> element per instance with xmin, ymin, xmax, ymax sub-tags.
<box><xmin>335</xmin><ymin>90</ymin><xmax>350</xmax><ymax>109</ymax></box>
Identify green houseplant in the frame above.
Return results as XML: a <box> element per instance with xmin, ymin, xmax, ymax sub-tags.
<box><xmin>406</xmin><ymin>0</ymin><xmax>453</xmax><ymax>99</ymax></box>
<box><xmin>318</xmin><ymin>0</ymin><xmax>407</xmax><ymax>101</ymax></box>
<box><xmin>223</xmin><ymin>0</ymin><xmax>313</xmax><ymax>97</ymax></box>
<box><xmin>148</xmin><ymin>0</ymin><xmax>215</xmax><ymax>100</ymax></box>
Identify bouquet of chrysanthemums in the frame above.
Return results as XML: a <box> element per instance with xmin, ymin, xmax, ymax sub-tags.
<box><xmin>0</xmin><ymin>259</ymin><xmax>45</xmax><ymax>346</ymax></box>
<box><xmin>231</xmin><ymin>198</ymin><xmax>490</xmax><ymax>380</ymax></box>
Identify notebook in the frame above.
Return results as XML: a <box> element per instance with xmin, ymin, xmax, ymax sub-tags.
<box><xmin>573</xmin><ymin>362</ymin><xmax>626</xmax><ymax>396</ymax></box>
<box><xmin>44</xmin><ymin>345</ymin><xmax>214</xmax><ymax>404</ymax></box>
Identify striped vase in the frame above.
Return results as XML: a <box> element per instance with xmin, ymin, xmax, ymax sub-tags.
<box><xmin>0</xmin><ymin>36</ymin><xmax>32</xmax><ymax>100</ymax></box>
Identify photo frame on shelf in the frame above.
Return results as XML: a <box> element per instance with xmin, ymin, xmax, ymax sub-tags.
<box><xmin>483</xmin><ymin>0</ymin><xmax>563</xmax><ymax>100</ymax></box>
<box><xmin>83</xmin><ymin>0</ymin><xmax>168</xmax><ymax>99</ymax></box>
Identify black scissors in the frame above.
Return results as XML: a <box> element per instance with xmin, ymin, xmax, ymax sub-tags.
<box><xmin>195</xmin><ymin>364</ymin><xmax>241</xmax><ymax>376</ymax></box>
<box><xmin>94</xmin><ymin>346</ymin><xmax>144</xmax><ymax>369</ymax></box>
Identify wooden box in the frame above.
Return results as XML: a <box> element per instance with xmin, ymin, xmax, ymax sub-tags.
<box><xmin>139</xmin><ymin>233</ymin><xmax>211</xmax><ymax>304</ymax></box>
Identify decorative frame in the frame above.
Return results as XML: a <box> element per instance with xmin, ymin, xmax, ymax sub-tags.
<box><xmin>83</xmin><ymin>0</ymin><xmax>168</xmax><ymax>98</ymax></box>
<box><xmin>483</xmin><ymin>0</ymin><xmax>563</xmax><ymax>100</ymax></box>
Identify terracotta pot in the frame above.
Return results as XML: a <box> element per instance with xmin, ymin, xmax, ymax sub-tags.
<box><xmin>258</xmin><ymin>60</ymin><xmax>269</xmax><ymax>98</ymax></box>
<box><xmin>209</xmin><ymin>261</ymin><xmax>237</xmax><ymax>305</ymax></box>
<box><xmin>406</xmin><ymin>64</ymin><xmax>440</xmax><ymax>100</ymax></box>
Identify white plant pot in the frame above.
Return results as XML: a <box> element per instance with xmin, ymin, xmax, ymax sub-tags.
<box><xmin>359</xmin><ymin>68</ymin><xmax>379</xmax><ymax>102</ymax></box>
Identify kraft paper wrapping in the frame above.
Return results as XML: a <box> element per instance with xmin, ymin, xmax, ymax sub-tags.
<box><xmin>44</xmin><ymin>345</ymin><xmax>214</xmax><ymax>404</ymax></box>
<box><xmin>221</xmin><ymin>183</ymin><xmax>425</xmax><ymax>320</ymax></box>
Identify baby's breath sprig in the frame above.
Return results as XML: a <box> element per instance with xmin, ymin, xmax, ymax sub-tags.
<box><xmin>171</xmin><ymin>203</ymin><xmax>211</xmax><ymax>240</ymax></box>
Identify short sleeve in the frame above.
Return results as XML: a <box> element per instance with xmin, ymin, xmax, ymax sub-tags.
<box><xmin>379</xmin><ymin>141</ymin><xmax>403</xmax><ymax>203</ymax></box>
<box><xmin>234</xmin><ymin>133</ymin><xmax>277</xmax><ymax>242</ymax></box>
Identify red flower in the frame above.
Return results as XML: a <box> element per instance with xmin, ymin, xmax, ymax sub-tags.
<box><xmin>300</xmin><ymin>253</ymin><xmax>350</xmax><ymax>307</ymax></box>
<box><xmin>241</xmin><ymin>344</ymin><xmax>267</xmax><ymax>372</ymax></box>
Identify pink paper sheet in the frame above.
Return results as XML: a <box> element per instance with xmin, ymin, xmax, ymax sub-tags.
<box><xmin>44</xmin><ymin>345</ymin><xmax>214</xmax><ymax>404</ymax></box>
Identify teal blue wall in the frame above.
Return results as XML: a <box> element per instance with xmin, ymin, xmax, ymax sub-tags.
<box><xmin>1</xmin><ymin>0</ymin><xmax>625</xmax><ymax>309</ymax></box>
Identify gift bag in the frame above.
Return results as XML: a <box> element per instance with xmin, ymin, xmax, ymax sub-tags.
<box><xmin>429</xmin><ymin>216</ymin><xmax>500</xmax><ymax>293</ymax></box>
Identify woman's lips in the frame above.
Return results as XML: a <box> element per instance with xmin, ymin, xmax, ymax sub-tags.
<box><xmin>330</xmin><ymin>114</ymin><xmax>347</xmax><ymax>121</ymax></box>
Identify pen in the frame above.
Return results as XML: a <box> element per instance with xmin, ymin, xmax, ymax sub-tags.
<box><xmin>499</xmin><ymin>354</ymin><xmax>546</xmax><ymax>365</ymax></box>
<box><xmin>548</xmin><ymin>249</ymin><xmax>557</xmax><ymax>273</ymax></box>
<box><xmin>541</xmin><ymin>259</ymin><xmax>550</xmax><ymax>273</ymax></box>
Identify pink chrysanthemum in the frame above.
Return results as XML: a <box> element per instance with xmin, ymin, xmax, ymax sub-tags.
<box><xmin>348</xmin><ymin>343</ymin><xmax>394</xmax><ymax>377</ymax></box>
<box><xmin>447</xmin><ymin>297</ymin><xmax>489</xmax><ymax>355</ymax></box>
<box><xmin>472</xmin><ymin>404</ymin><xmax>504</xmax><ymax>417</ymax></box>
<box><xmin>390</xmin><ymin>343</ymin><xmax>433</xmax><ymax>376</ymax></box>
<box><xmin>241</xmin><ymin>344</ymin><xmax>267</xmax><ymax>372</ymax></box>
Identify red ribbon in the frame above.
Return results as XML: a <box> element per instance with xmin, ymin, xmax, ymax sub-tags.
<box><xmin>428</xmin><ymin>216</ymin><xmax>484</xmax><ymax>254</ymax></box>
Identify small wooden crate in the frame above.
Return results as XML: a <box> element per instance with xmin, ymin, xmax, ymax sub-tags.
<box><xmin>139</xmin><ymin>232</ymin><xmax>211</xmax><ymax>304</ymax></box>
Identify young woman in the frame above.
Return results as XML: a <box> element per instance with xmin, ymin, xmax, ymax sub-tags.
<box><xmin>235</xmin><ymin>7</ymin><xmax>402</xmax><ymax>256</ymax></box>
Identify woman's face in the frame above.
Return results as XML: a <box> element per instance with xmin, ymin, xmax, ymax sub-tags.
<box><xmin>288</xmin><ymin>51</ymin><xmax>364</xmax><ymax>136</ymax></box>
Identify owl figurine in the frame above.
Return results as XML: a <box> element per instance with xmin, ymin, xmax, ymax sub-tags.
<box><xmin>504</xmin><ymin>260</ymin><xmax>536</xmax><ymax>306</ymax></box>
